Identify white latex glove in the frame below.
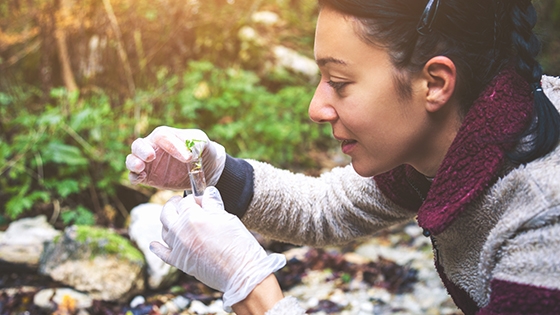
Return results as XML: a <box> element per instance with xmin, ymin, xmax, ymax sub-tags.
<box><xmin>125</xmin><ymin>126</ymin><xmax>226</xmax><ymax>190</ymax></box>
<box><xmin>150</xmin><ymin>186</ymin><xmax>286</xmax><ymax>311</ymax></box>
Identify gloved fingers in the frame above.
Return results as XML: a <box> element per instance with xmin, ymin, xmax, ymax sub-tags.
<box><xmin>161</xmin><ymin>223</ymin><xmax>176</xmax><ymax>249</ymax></box>
<box><xmin>127</xmin><ymin>126</ymin><xmax>226</xmax><ymax>191</ymax></box>
<box><xmin>149</xmin><ymin>241</ymin><xmax>172</xmax><ymax>263</ymax></box>
<box><xmin>151</xmin><ymin>132</ymin><xmax>191</xmax><ymax>164</ymax></box>
<box><xmin>131</xmin><ymin>138</ymin><xmax>156</xmax><ymax>162</ymax></box>
<box><xmin>201</xmin><ymin>141</ymin><xmax>227</xmax><ymax>187</ymax></box>
<box><xmin>160</xmin><ymin>197</ymin><xmax>183</xmax><ymax>246</ymax></box>
<box><xmin>160</xmin><ymin>196</ymin><xmax>182</xmax><ymax>228</ymax></box>
<box><xmin>125</xmin><ymin>154</ymin><xmax>146</xmax><ymax>173</ymax></box>
<box><xmin>128</xmin><ymin>171</ymin><xmax>146</xmax><ymax>185</ymax></box>
<box><xmin>201</xmin><ymin>186</ymin><xmax>225</xmax><ymax>212</ymax></box>
<box><xmin>177</xmin><ymin>194</ymin><xmax>200</xmax><ymax>214</ymax></box>
<box><xmin>161</xmin><ymin>224</ymin><xmax>169</xmax><ymax>238</ymax></box>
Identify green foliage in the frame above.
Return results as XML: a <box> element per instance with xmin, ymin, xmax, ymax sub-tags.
<box><xmin>0</xmin><ymin>60</ymin><xmax>333</xmax><ymax>225</ymax></box>
<box><xmin>164</xmin><ymin>61</ymin><xmax>332</xmax><ymax>168</ymax></box>
<box><xmin>61</xmin><ymin>206</ymin><xmax>96</xmax><ymax>226</ymax></box>
<box><xmin>1</xmin><ymin>86</ymin><xmax>131</xmax><ymax>221</ymax></box>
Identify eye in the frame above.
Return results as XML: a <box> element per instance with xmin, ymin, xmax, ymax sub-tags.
<box><xmin>327</xmin><ymin>80</ymin><xmax>349</xmax><ymax>92</ymax></box>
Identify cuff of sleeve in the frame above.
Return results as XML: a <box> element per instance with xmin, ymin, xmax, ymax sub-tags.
<box><xmin>215</xmin><ymin>155</ymin><xmax>254</xmax><ymax>218</ymax></box>
<box><xmin>265</xmin><ymin>296</ymin><xmax>307</xmax><ymax>315</ymax></box>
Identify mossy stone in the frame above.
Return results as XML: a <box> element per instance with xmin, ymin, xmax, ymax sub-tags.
<box><xmin>72</xmin><ymin>225</ymin><xmax>144</xmax><ymax>264</ymax></box>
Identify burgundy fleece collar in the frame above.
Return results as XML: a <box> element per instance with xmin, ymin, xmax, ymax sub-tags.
<box><xmin>375</xmin><ymin>66</ymin><xmax>534</xmax><ymax>235</ymax></box>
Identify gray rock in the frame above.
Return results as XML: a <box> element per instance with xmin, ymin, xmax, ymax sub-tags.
<box><xmin>38</xmin><ymin>225</ymin><xmax>145</xmax><ymax>302</ymax></box>
<box><xmin>0</xmin><ymin>215</ymin><xmax>61</xmax><ymax>268</ymax></box>
<box><xmin>129</xmin><ymin>203</ymin><xmax>179</xmax><ymax>290</ymax></box>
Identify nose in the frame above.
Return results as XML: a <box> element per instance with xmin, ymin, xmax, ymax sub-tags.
<box><xmin>308</xmin><ymin>83</ymin><xmax>337</xmax><ymax>123</ymax></box>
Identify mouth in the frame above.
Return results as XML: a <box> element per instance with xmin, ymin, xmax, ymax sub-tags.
<box><xmin>341</xmin><ymin>139</ymin><xmax>356</xmax><ymax>145</ymax></box>
<box><xmin>338</xmin><ymin>138</ymin><xmax>357</xmax><ymax>154</ymax></box>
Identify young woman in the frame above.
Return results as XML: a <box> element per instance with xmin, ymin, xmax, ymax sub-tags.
<box><xmin>126</xmin><ymin>0</ymin><xmax>560</xmax><ymax>314</ymax></box>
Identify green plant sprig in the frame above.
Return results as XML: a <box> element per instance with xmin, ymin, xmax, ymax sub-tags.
<box><xmin>185</xmin><ymin>139</ymin><xmax>205</xmax><ymax>171</ymax></box>
<box><xmin>185</xmin><ymin>139</ymin><xmax>205</xmax><ymax>152</ymax></box>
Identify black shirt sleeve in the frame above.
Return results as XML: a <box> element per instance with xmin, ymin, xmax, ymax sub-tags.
<box><xmin>215</xmin><ymin>155</ymin><xmax>254</xmax><ymax>218</ymax></box>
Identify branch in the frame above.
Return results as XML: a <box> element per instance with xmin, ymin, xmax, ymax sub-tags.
<box><xmin>5</xmin><ymin>38</ymin><xmax>41</xmax><ymax>67</ymax></box>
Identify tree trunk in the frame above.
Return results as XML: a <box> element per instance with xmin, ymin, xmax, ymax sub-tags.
<box><xmin>55</xmin><ymin>0</ymin><xmax>78</xmax><ymax>92</ymax></box>
<box><xmin>102</xmin><ymin>0</ymin><xmax>135</xmax><ymax>96</ymax></box>
<box><xmin>39</xmin><ymin>3</ymin><xmax>56</xmax><ymax>101</ymax></box>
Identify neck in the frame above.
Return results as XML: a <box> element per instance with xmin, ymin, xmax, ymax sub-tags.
<box><xmin>412</xmin><ymin>101</ymin><xmax>462</xmax><ymax>178</ymax></box>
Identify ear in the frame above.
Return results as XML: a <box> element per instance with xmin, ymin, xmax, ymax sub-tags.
<box><xmin>422</xmin><ymin>56</ymin><xmax>457</xmax><ymax>113</ymax></box>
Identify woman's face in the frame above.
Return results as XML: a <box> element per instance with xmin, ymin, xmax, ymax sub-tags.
<box><xmin>310</xmin><ymin>6</ymin><xmax>440</xmax><ymax>177</ymax></box>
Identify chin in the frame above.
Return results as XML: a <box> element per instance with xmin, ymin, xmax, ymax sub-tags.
<box><xmin>350</xmin><ymin>163</ymin><xmax>377</xmax><ymax>178</ymax></box>
<box><xmin>351</xmin><ymin>160</ymin><xmax>394</xmax><ymax>178</ymax></box>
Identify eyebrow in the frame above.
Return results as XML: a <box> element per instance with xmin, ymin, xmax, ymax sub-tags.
<box><xmin>316</xmin><ymin>57</ymin><xmax>347</xmax><ymax>67</ymax></box>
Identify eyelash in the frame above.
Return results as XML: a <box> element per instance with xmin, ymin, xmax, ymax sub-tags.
<box><xmin>327</xmin><ymin>80</ymin><xmax>348</xmax><ymax>92</ymax></box>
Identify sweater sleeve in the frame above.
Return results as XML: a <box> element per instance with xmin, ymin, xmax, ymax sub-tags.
<box><xmin>477</xmin><ymin>219</ymin><xmax>560</xmax><ymax>314</ymax></box>
<box><xmin>241</xmin><ymin>160</ymin><xmax>416</xmax><ymax>247</ymax></box>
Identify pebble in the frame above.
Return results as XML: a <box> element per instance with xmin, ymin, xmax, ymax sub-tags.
<box><xmin>206</xmin><ymin>300</ymin><xmax>229</xmax><ymax>314</ymax></box>
<box><xmin>159</xmin><ymin>295</ymin><xmax>190</xmax><ymax>314</ymax></box>
<box><xmin>33</xmin><ymin>288</ymin><xmax>93</xmax><ymax>311</ymax></box>
<box><xmin>130</xmin><ymin>295</ymin><xmax>145</xmax><ymax>308</ymax></box>
<box><xmin>188</xmin><ymin>300</ymin><xmax>211</xmax><ymax>314</ymax></box>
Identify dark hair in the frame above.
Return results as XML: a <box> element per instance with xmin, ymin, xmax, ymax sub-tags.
<box><xmin>318</xmin><ymin>0</ymin><xmax>560</xmax><ymax>163</ymax></box>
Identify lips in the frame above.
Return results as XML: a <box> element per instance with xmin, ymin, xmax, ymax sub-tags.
<box><xmin>340</xmin><ymin>139</ymin><xmax>357</xmax><ymax>154</ymax></box>
<box><xmin>333</xmin><ymin>133</ymin><xmax>357</xmax><ymax>154</ymax></box>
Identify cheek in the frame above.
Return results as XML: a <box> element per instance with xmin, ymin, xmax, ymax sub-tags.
<box><xmin>348</xmin><ymin>93</ymin><xmax>400</xmax><ymax>132</ymax></box>
<box><xmin>349</xmin><ymin>95</ymin><xmax>411</xmax><ymax>150</ymax></box>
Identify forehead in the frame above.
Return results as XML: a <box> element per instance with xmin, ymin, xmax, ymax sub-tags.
<box><xmin>314</xmin><ymin>7</ymin><xmax>387</xmax><ymax>68</ymax></box>
<box><xmin>315</xmin><ymin>8</ymin><xmax>356</xmax><ymax>61</ymax></box>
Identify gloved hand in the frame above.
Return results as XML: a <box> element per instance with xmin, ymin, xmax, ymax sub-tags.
<box><xmin>125</xmin><ymin>126</ymin><xmax>226</xmax><ymax>190</ymax></box>
<box><xmin>150</xmin><ymin>186</ymin><xmax>286</xmax><ymax>311</ymax></box>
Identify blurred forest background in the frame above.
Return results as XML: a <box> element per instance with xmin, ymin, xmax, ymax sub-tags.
<box><xmin>1</xmin><ymin>0</ymin><xmax>559</xmax><ymax>230</ymax></box>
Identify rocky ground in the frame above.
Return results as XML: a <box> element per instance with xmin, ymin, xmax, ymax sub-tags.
<box><xmin>0</xmin><ymin>219</ymin><xmax>462</xmax><ymax>315</ymax></box>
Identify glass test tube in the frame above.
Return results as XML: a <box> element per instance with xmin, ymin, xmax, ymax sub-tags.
<box><xmin>186</xmin><ymin>155</ymin><xmax>207</xmax><ymax>198</ymax></box>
